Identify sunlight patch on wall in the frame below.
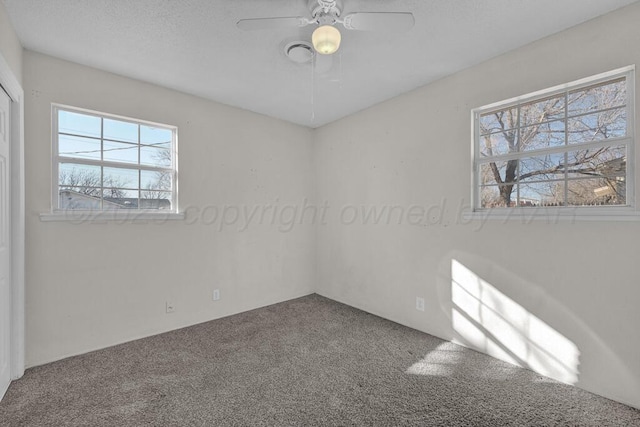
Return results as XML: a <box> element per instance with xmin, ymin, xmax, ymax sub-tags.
<box><xmin>451</xmin><ymin>259</ymin><xmax>580</xmax><ymax>385</ymax></box>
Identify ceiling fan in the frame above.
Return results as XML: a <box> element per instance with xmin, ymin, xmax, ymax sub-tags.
<box><xmin>237</xmin><ymin>0</ymin><xmax>415</xmax><ymax>55</ymax></box>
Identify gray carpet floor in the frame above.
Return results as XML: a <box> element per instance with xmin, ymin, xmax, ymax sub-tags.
<box><xmin>1</xmin><ymin>294</ymin><xmax>639</xmax><ymax>426</ymax></box>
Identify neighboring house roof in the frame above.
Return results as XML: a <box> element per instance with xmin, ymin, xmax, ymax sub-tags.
<box><xmin>104</xmin><ymin>197</ymin><xmax>171</xmax><ymax>209</ymax></box>
<box><xmin>59</xmin><ymin>190</ymin><xmax>170</xmax><ymax>210</ymax></box>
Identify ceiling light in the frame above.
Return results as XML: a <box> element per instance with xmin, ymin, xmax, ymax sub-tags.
<box><xmin>312</xmin><ymin>25</ymin><xmax>341</xmax><ymax>55</ymax></box>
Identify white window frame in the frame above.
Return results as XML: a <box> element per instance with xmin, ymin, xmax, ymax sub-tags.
<box><xmin>468</xmin><ymin>65</ymin><xmax>638</xmax><ymax>221</ymax></box>
<box><xmin>41</xmin><ymin>104</ymin><xmax>183</xmax><ymax>221</ymax></box>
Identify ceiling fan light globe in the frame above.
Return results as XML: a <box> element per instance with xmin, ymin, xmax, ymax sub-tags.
<box><xmin>312</xmin><ymin>25</ymin><xmax>341</xmax><ymax>55</ymax></box>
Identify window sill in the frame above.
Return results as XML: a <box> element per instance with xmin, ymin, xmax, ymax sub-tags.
<box><xmin>463</xmin><ymin>207</ymin><xmax>640</xmax><ymax>222</ymax></box>
<box><xmin>39</xmin><ymin>211</ymin><xmax>185</xmax><ymax>222</ymax></box>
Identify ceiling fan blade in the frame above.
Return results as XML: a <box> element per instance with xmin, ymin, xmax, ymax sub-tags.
<box><xmin>341</xmin><ymin>12</ymin><xmax>415</xmax><ymax>32</ymax></box>
<box><xmin>237</xmin><ymin>16</ymin><xmax>311</xmax><ymax>31</ymax></box>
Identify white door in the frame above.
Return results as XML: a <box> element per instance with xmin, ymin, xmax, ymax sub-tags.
<box><xmin>0</xmin><ymin>87</ymin><xmax>11</xmax><ymax>400</ymax></box>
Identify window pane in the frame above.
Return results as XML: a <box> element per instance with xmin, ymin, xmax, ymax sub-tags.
<box><xmin>59</xmin><ymin>163</ymin><xmax>102</xmax><ymax>194</ymax></box>
<box><xmin>566</xmin><ymin>146</ymin><xmax>626</xmax><ymax>180</ymax></box>
<box><xmin>141</xmin><ymin>170</ymin><xmax>172</xmax><ymax>209</ymax></box>
<box><xmin>59</xmin><ymin>187</ymin><xmax>102</xmax><ymax>210</ymax></box>
<box><xmin>140</xmin><ymin>191</ymin><xmax>172</xmax><ymax>210</ymax></box>
<box><xmin>519</xmin><ymin>94</ymin><xmax>565</xmax><ymax>125</ymax></box>
<box><xmin>567</xmin><ymin>78</ymin><xmax>626</xmax><ymax>117</ymax></box>
<box><xmin>519</xmin><ymin>119</ymin><xmax>565</xmax><ymax>152</ymax></box>
<box><xmin>103</xmin><ymin>167</ymin><xmax>139</xmax><ymax>190</ymax></box>
<box><xmin>58</xmin><ymin>110</ymin><xmax>101</xmax><ymax>138</ymax></box>
<box><xmin>479</xmin><ymin>132</ymin><xmax>515</xmax><ymax>157</ymax></box>
<box><xmin>140</xmin><ymin>145</ymin><xmax>171</xmax><ymax>167</ymax></box>
<box><xmin>104</xmin><ymin>118</ymin><xmax>139</xmax><ymax>143</ymax></box>
<box><xmin>518</xmin><ymin>181</ymin><xmax>564</xmax><ymax>207</ymax></box>
<box><xmin>480</xmin><ymin>108</ymin><xmax>517</xmax><ymax>135</ymax></box>
<box><xmin>480</xmin><ymin>162</ymin><xmax>508</xmax><ymax>186</ymax></box>
<box><xmin>141</xmin><ymin>170</ymin><xmax>171</xmax><ymax>191</ymax></box>
<box><xmin>141</xmin><ymin>126</ymin><xmax>172</xmax><ymax>149</ymax></box>
<box><xmin>518</xmin><ymin>152</ymin><xmax>566</xmax><ymax>182</ymax></box>
<box><xmin>103</xmin><ymin>140</ymin><xmax>139</xmax><ymax>164</ymax></box>
<box><xmin>103</xmin><ymin>189</ymin><xmax>139</xmax><ymax>209</ymax></box>
<box><xmin>567</xmin><ymin>108</ymin><xmax>626</xmax><ymax>145</ymax></box>
<box><xmin>58</xmin><ymin>134</ymin><xmax>101</xmax><ymax>161</ymax></box>
<box><xmin>566</xmin><ymin>178</ymin><xmax>626</xmax><ymax>206</ymax></box>
<box><xmin>480</xmin><ymin>185</ymin><xmax>512</xmax><ymax>208</ymax></box>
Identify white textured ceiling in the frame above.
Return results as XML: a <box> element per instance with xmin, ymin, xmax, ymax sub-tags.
<box><xmin>4</xmin><ymin>0</ymin><xmax>639</xmax><ymax>128</ymax></box>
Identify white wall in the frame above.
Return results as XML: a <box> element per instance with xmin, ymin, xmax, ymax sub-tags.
<box><xmin>24</xmin><ymin>51</ymin><xmax>315</xmax><ymax>366</ymax></box>
<box><xmin>314</xmin><ymin>3</ymin><xmax>640</xmax><ymax>409</ymax></box>
<box><xmin>0</xmin><ymin>0</ymin><xmax>22</xmax><ymax>84</ymax></box>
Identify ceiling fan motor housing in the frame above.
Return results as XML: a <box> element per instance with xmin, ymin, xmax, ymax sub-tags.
<box><xmin>309</xmin><ymin>0</ymin><xmax>342</xmax><ymax>19</ymax></box>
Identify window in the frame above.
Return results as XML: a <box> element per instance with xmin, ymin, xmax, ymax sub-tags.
<box><xmin>473</xmin><ymin>67</ymin><xmax>634</xmax><ymax>214</ymax></box>
<box><xmin>52</xmin><ymin>105</ymin><xmax>177</xmax><ymax>213</ymax></box>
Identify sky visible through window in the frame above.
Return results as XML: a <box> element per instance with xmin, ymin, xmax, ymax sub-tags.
<box><xmin>58</xmin><ymin>110</ymin><xmax>172</xmax><ymax>166</ymax></box>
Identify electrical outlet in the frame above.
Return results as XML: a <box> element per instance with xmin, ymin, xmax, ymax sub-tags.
<box><xmin>213</xmin><ymin>289</ymin><xmax>220</xmax><ymax>301</ymax></box>
<box><xmin>416</xmin><ymin>297</ymin><xmax>425</xmax><ymax>312</ymax></box>
<box><xmin>166</xmin><ymin>301</ymin><xmax>175</xmax><ymax>313</ymax></box>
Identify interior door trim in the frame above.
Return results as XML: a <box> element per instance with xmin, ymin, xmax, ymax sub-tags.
<box><xmin>0</xmin><ymin>51</ymin><xmax>25</xmax><ymax>383</ymax></box>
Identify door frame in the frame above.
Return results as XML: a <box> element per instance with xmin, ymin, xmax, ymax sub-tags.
<box><xmin>0</xmin><ymin>51</ymin><xmax>25</xmax><ymax>381</ymax></box>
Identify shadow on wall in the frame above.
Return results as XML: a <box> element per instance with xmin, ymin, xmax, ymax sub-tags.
<box><xmin>434</xmin><ymin>251</ymin><xmax>640</xmax><ymax>407</ymax></box>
